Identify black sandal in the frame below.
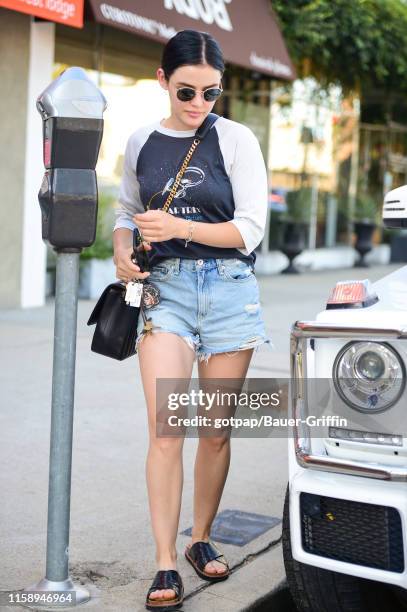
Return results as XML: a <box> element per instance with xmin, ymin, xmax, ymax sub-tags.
<box><xmin>185</xmin><ymin>540</ymin><xmax>230</xmax><ymax>582</ymax></box>
<box><xmin>145</xmin><ymin>569</ymin><xmax>184</xmax><ymax>611</ymax></box>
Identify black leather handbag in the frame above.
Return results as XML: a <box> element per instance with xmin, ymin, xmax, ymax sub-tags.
<box><xmin>87</xmin><ymin>279</ymin><xmax>140</xmax><ymax>360</ymax></box>
<box><xmin>87</xmin><ymin>113</ymin><xmax>219</xmax><ymax>360</ymax></box>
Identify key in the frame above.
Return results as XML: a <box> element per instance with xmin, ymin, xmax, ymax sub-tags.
<box><xmin>143</xmin><ymin>318</ymin><xmax>155</xmax><ymax>333</ymax></box>
<box><xmin>140</xmin><ymin>305</ymin><xmax>161</xmax><ymax>335</ymax></box>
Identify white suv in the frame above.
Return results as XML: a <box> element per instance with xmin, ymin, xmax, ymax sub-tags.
<box><xmin>283</xmin><ymin>186</ymin><xmax>407</xmax><ymax>611</ymax></box>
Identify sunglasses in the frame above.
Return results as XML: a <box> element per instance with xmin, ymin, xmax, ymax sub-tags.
<box><xmin>131</xmin><ymin>228</ymin><xmax>150</xmax><ymax>273</ymax></box>
<box><xmin>176</xmin><ymin>86</ymin><xmax>223</xmax><ymax>102</ymax></box>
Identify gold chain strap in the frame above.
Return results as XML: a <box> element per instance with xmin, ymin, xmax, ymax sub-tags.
<box><xmin>159</xmin><ymin>138</ymin><xmax>200</xmax><ymax>213</ymax></box>
<box><xmin>139</xmin><ymin>137</ymin><xmax>200</xmax><ymax>248</ymax></box>
<box><xmin>138</xmin><ymin>137</ymin><xmax>201</xmax><ymax>336</ymax></box>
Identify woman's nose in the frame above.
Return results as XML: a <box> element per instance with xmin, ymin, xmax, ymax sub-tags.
<box><xmin>190</xmin><ymin>95</ymin><xmax>203</xmax><ymax>107</ymax></box>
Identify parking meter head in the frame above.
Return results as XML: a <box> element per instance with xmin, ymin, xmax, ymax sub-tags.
<box><xmin>36</xmin><ymin>67</ymin><xmax>106</xmax><ymax>120</ymax></box>
<box><xmin>38</xmin><ymin>169</ymin><xmax>98</xmax><ymax>249</ymax></box>
<box><xmin>37</xmin><ymin>67</ymin><xmax>107</xmax><ymax>170</ymax></box>
<box><xmin>383</xmin><ymin>185</ymin><xmax>407</xmax><ymax>229</ymax></box>
<box><xmin>37</xmin><ymin>67</ymin><xmax>106</xmax><ymax>250</ymax></box>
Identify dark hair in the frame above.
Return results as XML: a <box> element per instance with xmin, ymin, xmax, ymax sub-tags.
<box><xmin>161</xmin><ymin>29</ymin><xmax>225</xmax><ymax>80</ymax></box>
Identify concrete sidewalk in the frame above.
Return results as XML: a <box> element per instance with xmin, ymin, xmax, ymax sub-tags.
<box><xmin>0</xmin><ymin>264</ymin><xmax>399</xmax><ymax>611</ymax></box>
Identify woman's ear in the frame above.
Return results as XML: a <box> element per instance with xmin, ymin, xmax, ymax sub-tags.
<box><xmin>156</xmin><ymin>68</ymin><xmax>168</xmax><ymax>90</ymax></box>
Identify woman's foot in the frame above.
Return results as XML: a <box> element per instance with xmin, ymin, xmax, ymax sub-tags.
<box><xmin>185</xmin><ymin>540</ymin><xmax>228</xmax><ymax>575</ymax></box>
<box><xmin>146</xmin><ymin>569</ymin><xmax>184</xmax><ymax>609</ymax></box>
<box><xmin>148</xmin><ymin>558</ymin><xmax>178</xmax><ymax>601</ymax></box>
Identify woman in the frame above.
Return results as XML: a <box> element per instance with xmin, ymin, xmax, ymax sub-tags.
<box><xmin>113</xmin><ymin>29</ymin><xmax>271</xmax><ymax>611</ymax></box>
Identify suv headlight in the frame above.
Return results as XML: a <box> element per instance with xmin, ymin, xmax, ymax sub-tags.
<box><xmin>333</xmin><ymin>341</ymin><xmax>405</xmax><ymax>413</ymax></box>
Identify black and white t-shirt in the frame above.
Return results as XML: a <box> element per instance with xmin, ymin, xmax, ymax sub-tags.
<box><xmin>114</xmin><ymin>116</ymin><xmax>268</xmax><ymax>268</ymax></box>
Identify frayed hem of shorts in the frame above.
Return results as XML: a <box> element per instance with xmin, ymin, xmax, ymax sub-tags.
<box><xmin>135</xmin><ymin>328</ymin><xmax>199</xmax><ymax>353</ymax></box>
<box><xmin>197</xmin><ymin>336</ymin><xmax>272</xmax><ymax>364</ymax></box>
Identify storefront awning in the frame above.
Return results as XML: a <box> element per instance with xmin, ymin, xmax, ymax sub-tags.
<box><xmin>87</xmin><ymin>0</ymin><xmax>296</xmax><ymax>80</ymax></box>
<box><xmin>0</xmin><ymin>0</ymin><xmax>84</xmax><ymax>28</ymax></box>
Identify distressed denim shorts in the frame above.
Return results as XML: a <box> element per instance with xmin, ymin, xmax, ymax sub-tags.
<box><xmin>136</xmin><ymin>257</ymin><xmax>271</xmax><ymax>363</ymax></box>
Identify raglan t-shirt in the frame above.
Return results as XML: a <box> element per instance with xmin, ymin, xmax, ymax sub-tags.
<box><xmin>113</xmin><ymin>116</ymin><xmax>268</xmax><ymax>269</ymax></box>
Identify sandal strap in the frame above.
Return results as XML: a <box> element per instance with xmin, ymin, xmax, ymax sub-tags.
<box><xmin>188</xmin><ymin>540</ymin><xmax>228</xmax><ymax>571</ymax></box>
<box><xmin>147</xmin><ymin>570</ymin><xmax>183</xmax><ymax>599</ymax></box>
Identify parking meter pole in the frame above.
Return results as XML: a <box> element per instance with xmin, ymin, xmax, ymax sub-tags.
<box><xmin>46</xmin><ymin>251</ymin><xmax>80</xmax><ymax>582</ymax></box>
<box><xmin>24</xmin><ymin>263</ymin><xmax>90</xmax><ymax>606</ymax></box>
<box><xmin>24</xmin><ymin>67</ymin><xmax>106</xmax><ymax>607</ymax></box>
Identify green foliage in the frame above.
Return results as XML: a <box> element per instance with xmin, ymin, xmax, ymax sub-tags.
<box><xmin>283</xmin><ymin>188</ymin><xmax>312</xmax><ymax>223</ymax></box>
<box><xmin>353</xmin><ymin>192</ymin><xmax>380</xmax><ymax>223</ymax></box>
<box><xmin>272</xmin><ymin>0</ymin><xmax>407</xmax><ymax>95</ymax></box>
<box><xmin>80</xmin><ymin>192</ymin><xmax>115</xmax><ymax>260</ymax></box>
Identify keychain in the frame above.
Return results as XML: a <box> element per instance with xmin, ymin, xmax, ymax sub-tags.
<box><xmin>125</xmin><ymin>280</ymin><xmax>143</xmax><ymax>307</ymax></box>
<box><xmin>128</xmin><ymin>229</ymin><xmax>161</xmax><ymax>334</ymax></box>
<box><xmin>140</xmin><ymin>305</ymin><xmax>161</xmax><ymax>334</ymax></box>
<box><xmin>141</xmin><ymin>309</ymin><xmax>154</xmax><ymax>333</ymax></box>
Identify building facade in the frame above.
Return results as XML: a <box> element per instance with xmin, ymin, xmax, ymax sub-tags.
<box><xmin>0</xmin><ymin>0</ymin><xmax>294</xmax><ymax>307</ymax></box>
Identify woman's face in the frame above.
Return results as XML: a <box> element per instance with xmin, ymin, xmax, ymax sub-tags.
<box><xmin>157</xmin><ymin>64</ymin><xmax>222</xmax><ymax>130</ymax></box>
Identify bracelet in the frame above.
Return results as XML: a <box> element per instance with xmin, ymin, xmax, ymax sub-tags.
<box><xmin>184</xmin><ymin>221</ymin><xmax>195</xmax><ymax>247</ymax></box>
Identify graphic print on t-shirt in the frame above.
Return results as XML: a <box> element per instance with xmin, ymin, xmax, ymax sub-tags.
<box><xmin>136</xmin><ymin>127</ymin><xmax>247</xmax><ymax>264</ymax></box>
<box><xmin>162</xmin><ymin>166</ymin><xmax>205</xmax><ymax>199</ymax></box>
<box><xmin>139</xmin><ymin>128</ymin><xmax>235</xmax><ymax>226</ymax></box>
<box><xmin>152</xmin><ymin>165</ymin><xmax>205</xmax><ymax>222</ymax></box>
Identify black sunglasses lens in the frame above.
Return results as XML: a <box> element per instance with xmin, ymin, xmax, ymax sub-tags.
<box><xmin>204</xmin><ymin>88</ymin><xmax>222</xmax><ymax>101</ymax></box>
<box><xmin>177</xmin><ymin>88</ymin><xmax>195</xmax><ymax>101</ymax></box>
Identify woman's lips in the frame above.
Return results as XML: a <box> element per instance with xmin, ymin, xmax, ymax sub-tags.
<box><xmin>186</xmin><ymin>111</ymin><xmax>201</xmax><ymax>118</ymax></box>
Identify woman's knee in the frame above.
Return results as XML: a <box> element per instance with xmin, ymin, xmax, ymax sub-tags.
<box><xmin>198</xmin><ymin>434</ymin><xmax>231</xmax><ymax>453</ymax></box>
<box><xmin>148</xmin><ymin>435</ymin><xmax>184</xmax><ymax>456</ymax></box>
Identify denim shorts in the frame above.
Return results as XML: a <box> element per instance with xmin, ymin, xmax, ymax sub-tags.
<box><xmin>136</xmin><ymin>257</ymin><xmax>271</xmax><ymax>362</ymax></box>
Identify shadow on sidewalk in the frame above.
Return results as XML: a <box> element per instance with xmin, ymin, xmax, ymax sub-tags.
<box><xmin>248</xmin><ymin>582</ymin><xmax>296</xmax><ymax>611</ymax></box>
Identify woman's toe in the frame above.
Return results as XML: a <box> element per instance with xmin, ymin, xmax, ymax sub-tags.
<box><xmin>187</xmin><ymin>543</ymin><xmax>228</xmax><ymax>576</ymax></box>
<box><xmin>204</xmin><ymin>560</ymin><xmax>218</xmax><ymax>574</ymax></box>
<box><xmin>149</xmin><ymin>588</ymin><xmax>176</xmax><ymax>600</ymax></box>
<box><xmin>215</xmin><ymin>561</ymin><xmax>227</xmax><ymax>573</ymax></box>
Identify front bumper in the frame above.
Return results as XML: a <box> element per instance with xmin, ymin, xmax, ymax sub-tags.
<box><xmin>290</xmin><ymin>469</ymin><xmax>407</xmax><ymax>587</ymax></box>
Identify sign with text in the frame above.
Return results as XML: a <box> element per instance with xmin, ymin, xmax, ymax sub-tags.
<box><xmin>0</xmin><ymin>0</ymin><xmax>84</xmax><ymax>28</ymax></box>
<box><xmin>88</xmin><ymin>0</ymin><xmax>295</xmax><ymax>80</ymax></box>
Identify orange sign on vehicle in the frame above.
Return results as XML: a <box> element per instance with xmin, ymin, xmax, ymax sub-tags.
<box><xmin>0</xmin><ymin>0</ymin><xmax>84</xmax><ymax>28</ymax></box>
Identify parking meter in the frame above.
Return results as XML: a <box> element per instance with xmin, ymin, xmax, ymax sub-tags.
<box><xmin>24</xmin><ymin>69</ymin><xmax>106</xmax><ymax>607</ymax></box>
<box><xmin>37</xmin><ymin>67</ymin><xmax>106</xmax><ymax>250</ymax></box>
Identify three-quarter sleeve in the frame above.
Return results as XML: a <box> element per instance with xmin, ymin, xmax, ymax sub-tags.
<box><xmin>228</xmin><ymin>127</ymin><xmax>268</xmax><ymax>256</ymax></box>
<box><xmin>113</xmin><ymin>134</ymin><xmax>145</xmax><ymax>232</ymax></box>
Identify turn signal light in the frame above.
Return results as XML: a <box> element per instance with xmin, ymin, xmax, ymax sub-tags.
<box><xmin>326</xmin><ymin>279</ymin><xmax>378</xmax><ymax>309</ymax></box>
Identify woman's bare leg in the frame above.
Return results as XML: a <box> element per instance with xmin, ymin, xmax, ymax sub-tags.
<box><xmin>138</xmin><ymin>332</ymin><xmax>195</xmax><ymax>600</ymax></box>
<box><xmin>186</xmin><ymin>349</ymin><xmax>254</xmax><ymax>574</ymax></box>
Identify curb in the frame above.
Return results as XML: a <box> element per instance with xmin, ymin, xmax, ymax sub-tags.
<box><xmin>183</xmin><ymin>541</ymin><xmax>285</xmax><ymax>611</ymax></box>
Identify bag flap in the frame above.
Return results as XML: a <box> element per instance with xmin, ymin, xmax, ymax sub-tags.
<box><xmin>87</xmin><ymin>282</ymin><xmax>125</xmax><ymax>326</ymax></box>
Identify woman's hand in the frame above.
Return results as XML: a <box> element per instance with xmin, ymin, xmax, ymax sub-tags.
<box><xmin>133</xmin><ymin>210</ymin><xmax>185</xmax><ymax>242</ymax></box>
<box><xmin>113</xmin><ymin>241</ymin><xmax>151</xmax><ymax>282</ymax></box>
